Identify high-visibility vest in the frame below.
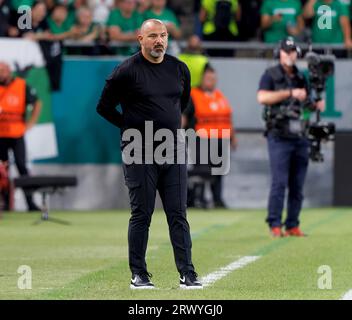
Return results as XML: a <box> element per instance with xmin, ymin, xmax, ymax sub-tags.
<box><xmin>202</xmin><ymin>0</ymin><xmax>239</xmax><ymax>36</ymax></box>
<box><xmin>0</xmin><ymin>78</ymin><xmax>26</xmax><ymax>138</ymax></box>
<box><xmin>178</xmin><ymin>53</ymin><xmax>209</xmax><ymax>88</ymax></box>
<box><xmin>191</xmin><ymin>87</ymin><xmax>233</xmax><ymax>139</ymax></box>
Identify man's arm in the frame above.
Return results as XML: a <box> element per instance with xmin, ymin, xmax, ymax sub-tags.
<box><xmin>25</xmin><ymin>85</ymin><xmax>41</xmax><ymax>131</ymax></box>
<box><xmin>180</xmin><ymin>64</ymin><xmax>191</xmax><ymax>113</ymax></box>
<box><xmin>108</xmin><ymin>26</ymin><xmax>138</xmax><ymax>42</ymax></box>
<box><xmin>182</xmin><ymin>98</ymin><xmax>196</xmax><ymax>129</ymax></box>
<box><xmin>26</xmin><ymin>100</ymin><xmax>42</xmax><ymax>131</ymax></box>
<box><xmin>230</xmin><ymin>125</ymin><xmax>237</xmax><ymax>150</ymax></box>
<box><xmin>257</xmin><ymin>89</ymin><xmax>292</xmax><ymax>105</ymax></box>
<box><xmin>340</xmin><ymin>15</ymin><xmax>352</xmax><ymax>48</ymax></box>
<box><xmin>260</xmin><ymin>0</ymin><xmax>282</xmax><ymax>30</ymax></box>
<box><xmin>287</xmin><ymin>15</ymin><xmax>305</xmax><ymax>36</ymax></box>
<box><xmin>165</xmin><ymin>23</ymin><xmax>182</xmax><ymax>40</ymax></box>
<box><xmin>257</xmin><ymin>71</ymin><xmax>307</xmax><ymax>105</ymax></box>
<box><xmin>199</xmin><ymin>6</ymin><xmax>207</xmax><ymax>23</ymax></box>
<box><xmin>96</xmin><ymin>67</ymin><xmax>126</xmax><ymax>128</ymax></box>
<box><xmin>257</xmin><ymin>71</ymin><xmax>290</xmax><ymax>105</ymax></box>
<box><xmin>303</xmin><ymin>0</ymin><xmax>316</xmax><ymax>19</ymax></box>
<box><xmin>258</xmin><ymin>88</ymin><xmax>308</xmax><ymax>105</ymax></box>
<box><xmin>261</xmin><ymin>14</ymin><xmax>282</xmax><ymax>30</ymax></box>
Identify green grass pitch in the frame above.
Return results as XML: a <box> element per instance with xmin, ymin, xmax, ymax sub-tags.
<box><xmin>0</xmin><ymin>208</ymin><xmax>351</xmax><ymax>300</ymax></box>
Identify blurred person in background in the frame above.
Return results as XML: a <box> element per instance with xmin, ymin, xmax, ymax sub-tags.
<box><xmin>200</xmin><ymin>0</ymin><xmax>241</xmax><ymax>56</ymax></box>
<box><xmin>19</xmin><ymin>1</ymin><xmax>52</xmax><ymax>40</ymax></box>
<box><xmin>106</xmin><ymin>0</ymin><xmax>143</xmax><ymax>55</ymax></box>
<box><xmin>338</xmin><ymin>0</ymin><xmax>351</xmax><ymax>20</ymax></box>
<box><xmin>0</xmin><ymin>0</ymin><xmax>10</xmax><ymax>37</ymax></box>
<box><xmin>43</xmin><ymin>0</ymin><xmax>56</xmax><ymax>13</ymax></box>
<box><xmin>143</xmin><ymin>0</ymin><xmax>182</xmax><ymax>55</ymax></box>
<box><xmin>0</xmin><ymin>0</ymin><xmax>19</xmax><ymax>37</ymax></box>
<box><xmin>47</xmin><ymin>4</ymin><xmax>73</xmax><ymax>39</ymax></box>
<box><xmin>183</xmin><ymin>67</ymin><xmax>237</xmax><ymax>209</ymax></box>
<box><xmin>136</xmin><ymin>0</ymin><xmax>150</xmax><ymax>14</ymax></box>
<box><xmin>257</xmin><ymin>37</ymin><xmax>325</xmax><ymax>238</ymax></box>
<box><xmin>64</xmin><ymin>0</ymin><xmax>89</xmax><ymax>28</ymax></box>
<box><xmin>9</xmin><ymin>0</ymin><xmax>35</xmax><ymax>26</ymax></box>
<box><xmin>0</xmin><ymin>62</ymin><xmax>42</xmax><ymax>212</ymax></box>
<box><xmin>193</xmin><ymin>0</ymin><xmax>202</xmax><ymax>37</ymax></box>
<box><xmin>260</xmin><ymin>0</ymin><xmax>305</xmax><ymax>43</ymax></box>
<box><xmin>69</xmin><ymin>6</ymin><xmax>102</xmax><ymax>54</ymax></box>
<box><xmin>237</xmin><ymin>0</ymin><xmax>261</xmax><ymax>41</ymax></box>
<box><xmin>70</xmin><ymin>6</ymin><xmax>99</xmax><ymax>41</ymax></box>
<box><xmin>143</xmin><ymin>0</ymin><xmax>182</xmax><ymax>39</ymax></box>
<box><xmin>88</xmin><ymin>0</ymin><xmax>114</xmax><ymax>25</ymax></box>
<box><xmin>178</xmin><ymin>34</ymin><xmax>210</xmax><ymax>88</ymax></box>
<box><xmin>303</xmin><ymin>0</ymin><xmax>352</xmax><ymax>48</ymax></box>
<box><xmin>19</xmin><ymin>1</ymin><xmax>64</xmax><ymax>91</ymax></box>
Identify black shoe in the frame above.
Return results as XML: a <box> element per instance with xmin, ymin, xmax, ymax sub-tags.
<box><xmin>194</xmin><ymin>199</ymin><xmax>208</xmax><ymax>209</ymax></box>
<box><xmin>180</xmin><ymin>271</ymin><xmax>203</xmax><ymax>290</ymax></box>
<box><xmin>130</xmin><ymin>272</ymin><xmax>155</xmax><ymax>290</ymax></box>
<box><xmin>28</xmin><ymin>203</ymin><xmax>41</xmax><ymax>212</ymax></box>
<box><xmin>214</xmin><ymin>200</ymin><xmax>227</xmax><ymax>209</ymax></box>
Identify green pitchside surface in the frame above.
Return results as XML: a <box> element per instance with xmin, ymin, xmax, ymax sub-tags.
<box><xmin>0</xmin><ymin>209</ymin><xmax>351</xmax><ymax>300</ymax></box>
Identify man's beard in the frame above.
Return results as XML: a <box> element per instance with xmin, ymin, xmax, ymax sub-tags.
<box><xmin>150</xmin><ymin>47</ymin><xmax>165</xmax><ymax>58</ymax></box>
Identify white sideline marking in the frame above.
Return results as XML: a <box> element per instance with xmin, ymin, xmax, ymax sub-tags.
<box><xmin>341</xmin><ymin>289</ymin><xmax>352</xmax><ymax>300</ymax></box>
<box><xmin>201</xmin><ymin>256</ymin><xmax>261</xmax><ymax>287</ymax></box>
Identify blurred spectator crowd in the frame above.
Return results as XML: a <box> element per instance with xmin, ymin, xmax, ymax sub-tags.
<box><xmin>1</xmin><ymin>0</ymin><xmax>352</xmax><ymax>56</ymax></box>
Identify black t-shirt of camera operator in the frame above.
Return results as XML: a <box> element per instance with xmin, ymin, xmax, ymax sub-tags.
<box><xmin>258</xmin><ymin>64</ymin><xmax>308</xmax><ymax>92</ymax></box>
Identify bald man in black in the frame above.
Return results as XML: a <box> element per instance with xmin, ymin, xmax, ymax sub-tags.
<box><xmin>97</xmin><ymin>19</ymin><xmax>202</xmax><ymax>290</ymax></box>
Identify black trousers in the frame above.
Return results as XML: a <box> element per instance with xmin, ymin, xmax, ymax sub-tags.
<box><xmin>0</xmin><ymin>137</ymin><xmax>36</xmax><ymax>210</ymax></box>
<box><xmin>123</xmin><ymin>162</ymin><xmax>195</xmax><ymax>275</ymax></box>
<box><xmin>188</xmin><ymin>138</ymin><xmax>228</xmax><ymax>206</ymax></box>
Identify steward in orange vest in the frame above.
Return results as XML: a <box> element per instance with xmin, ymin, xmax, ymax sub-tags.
<box><xmin>0</xmin><ymin>77</ymin><xmax>27</xmax><ymax>138</ymax></box>
<box><xmin>0</xmin><ymin>62</ymin><xmax>42</xmax><ymax>211</ymax></box>
<box><xmin>190</xmin><ymin>87</ymin><xmax>233</xmax><ymax>139</ymax></box>
<box><xmin>183</xmin><ymin>67</ymin><xmax>237</xmax><ymax>209</ymax></box>
<box><xmin>183</xmin><ymin>67</ymin><xmax>237</xmax><ymax>145</ymax></box>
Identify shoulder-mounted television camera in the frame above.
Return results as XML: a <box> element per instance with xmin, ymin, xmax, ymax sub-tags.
<box><xmin>305</xmin><ymin>51</ymin><xmax>336</xmax><ymax>162</ymax></box>
<box><xmin>306</xmin><ymin>51</ymin><xmax>335</xmax><ymax>101</ymax></box>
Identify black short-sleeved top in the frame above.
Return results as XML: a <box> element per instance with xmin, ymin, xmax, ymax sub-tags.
<box><xmin>258</xmin><ymin>64</ymin><xmax>307</xmax><ymax>92</ymax></box>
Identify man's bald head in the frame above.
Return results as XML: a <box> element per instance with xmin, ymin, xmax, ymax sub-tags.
<box><xmin>140</xmin><ymin>19</ymin><xmax>167</xmax><ymax>35</ymax></box>
<box><xmin>0</xmin><ymin>62</ymin><xmax>12</xmax><ymax>85</ymax></box>
<box><xmin>138</xmin><ymin>19</ymin><xmax>168</xmax><ymax>63</ymax></box>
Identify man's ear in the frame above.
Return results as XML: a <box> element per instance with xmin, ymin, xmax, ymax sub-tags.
<box><xmin>137</xmin><ymin>33</ymin><xmax>143</xmax><ymax>44</ymax></box>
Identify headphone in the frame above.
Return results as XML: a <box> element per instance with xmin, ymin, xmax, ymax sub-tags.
<box><xmin>273</xmin><ymin>37</ymin><xmax>302</xmax><ymax>59</ymax></box>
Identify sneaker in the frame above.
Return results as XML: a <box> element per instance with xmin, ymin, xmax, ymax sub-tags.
<box><xmin>180</xmin><ymin>271</ymin><xmax>203</xmax><ymax>290</ymax></box>
<box><xmin>130</xmin><ymin>272</ymin><xmax>155</xmax><ymax>289</ymax></box>
<box><xmin>214</xmin><ymin>200</ymin><xmax>227</xmax><ymax>209</ymax></box>
<box><xmin>285</xmin><ymin>227</ymin><xmax>307</xmax><ymax>237</ymax></box>
<box><xmin>270</xmin><ymin>226</ymin><xmax>283</xmax><ymax>238</ymax></box>
<box><xmin>27</xmin><ymin>203</ymin><xmax>41</xmax><ymax>212</ymax></box>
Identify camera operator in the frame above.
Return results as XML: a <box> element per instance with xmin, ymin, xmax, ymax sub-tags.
<box><xmin>257</xmin><ymin>37</ymin><xmax>324</xmax><ymax>238</ymax></box>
